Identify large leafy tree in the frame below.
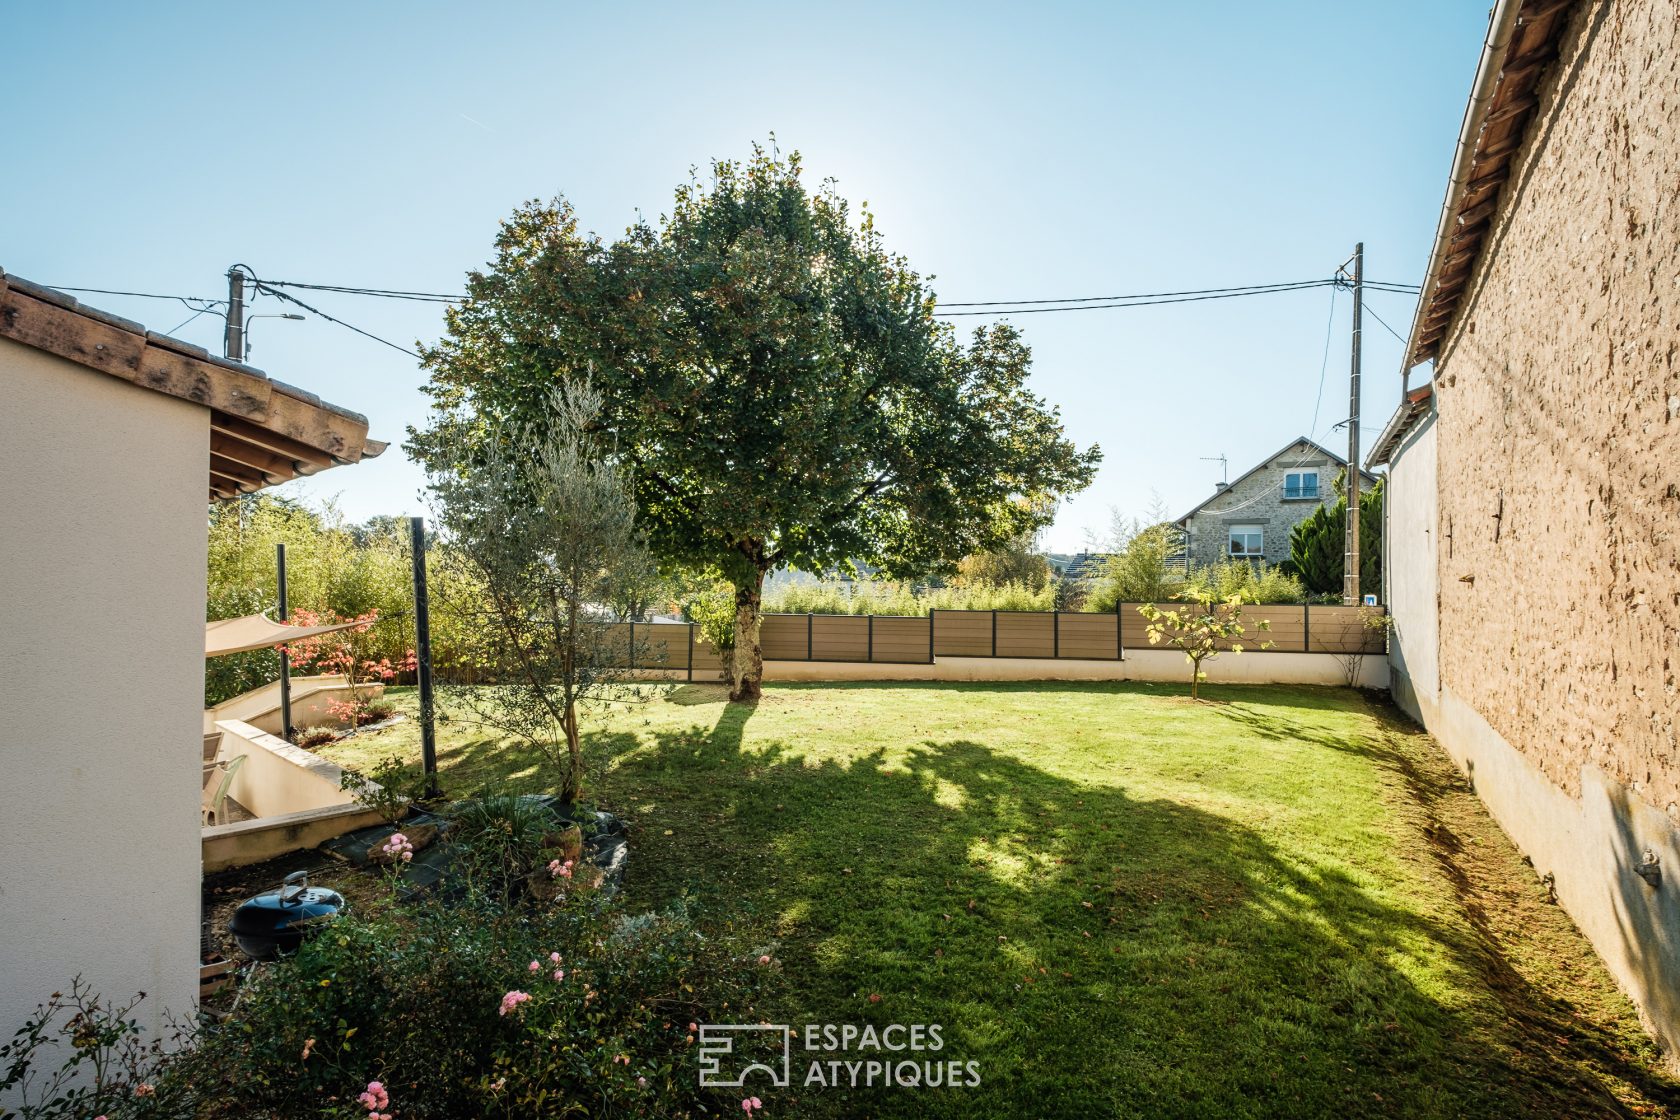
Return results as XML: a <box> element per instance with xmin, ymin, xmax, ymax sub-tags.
<box><xmin>412</xmin><ymin>145</ymin><xmax>1100</xmax><ymax>699</ymax></box>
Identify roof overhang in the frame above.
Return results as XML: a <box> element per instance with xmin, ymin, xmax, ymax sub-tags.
<box><xmin>1402</xmin><ymin>0</ymin><xmax>1579</xmax><ymax>367</ymax></box>
<box><xmin>1366</xmin><ymin>384</ymin><xmax>1435</xmax><ymax>469</ymax></box>
<box><xmin>0</xmin><ymin>271</ymin><xmax>386</xmax><ymax>501</ymax></box>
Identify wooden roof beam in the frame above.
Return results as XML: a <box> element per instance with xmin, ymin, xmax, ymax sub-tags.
<box><xmin>210</xmin><ymin>412</ymin><xmax>335</xmax><ymax>471</ymax></box>
<box><xmin>208</xmin><ymin>430</ymin><xmax>299</xmax><ymax>480</ymax></box>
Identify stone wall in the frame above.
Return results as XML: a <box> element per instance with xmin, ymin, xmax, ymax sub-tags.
<box><xmin>1418</xmin><ymin>0</ymin><xmax>1680</xmax><ymax>1057</ymax></box>
<box><xmin>1432</xmin><ymin>0</ymin><xmax>1680</xmax><ymax>817</ymax></box>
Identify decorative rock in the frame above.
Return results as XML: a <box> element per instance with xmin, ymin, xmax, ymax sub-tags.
<box><xmin>368</xmin><ymin>823</ymin><xmax>438</xmax><ymax>866</ymax></box>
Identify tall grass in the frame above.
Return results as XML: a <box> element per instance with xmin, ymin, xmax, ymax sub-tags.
<box><xmin>762</xmin><ymin>579</ymin><xmax>1055</xmax><ymax>617</ymax></box>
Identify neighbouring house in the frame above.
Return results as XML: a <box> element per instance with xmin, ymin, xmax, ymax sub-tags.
<box><xmin>1174</xmin><ymin>437</ymin><xmax>1376</xmax><ymax>570</ymax></box>
<box><xmin>0</xmin><ymin>271</ymin><xmax>384</xmax><ymax>1045</ymax></box>
<box><xmin>1371</xmin><ymin>0</ymin><xmax>1680</xmax><ymax>1055</ymax></box>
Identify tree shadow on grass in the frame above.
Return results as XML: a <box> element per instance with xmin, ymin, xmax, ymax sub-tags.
<box><xmin>587</xmin><ymin>688</ymin><xmax>1679</xmax><ymax>1120</ymax></box>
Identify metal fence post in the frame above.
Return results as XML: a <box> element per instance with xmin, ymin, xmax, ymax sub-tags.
<box><xmin>928</xmin><ymin>609</ymin><xmax>936</xmax><ymax>663</ymax></box>
<box><xmin>687</xmin><ymin>622</ymin><xmax>695</xmax><ymax>682</ymax></box>
<box><xmin>629</xmin><ymin>620</ymin><xmax>636</xmax><ymax>670</ymax></box>
<box><xmin>1053</xmin><ymin>609</ymin><xmax>1060</xmax><ymax>658</ymax></box>
<box><xmin>1302</xmin><ymin>603</ymin><xmax>1311</xmax><ymax>653</ymax></box>
<box><xmin>409</xmin><ymin>517</ymin><xmax>440</xmax><ymax>798</ymax></box>
<box><xmin>991</xmin><ymin>609</ymin><xmax>998</xmax><ymax>658</ymax></box>
<box><xmin>867</xmin><ymin>614</ymin><xmax>874</xmax><ymax>663</ymax></box>
<box><xmin>275</xmin><ymin>542</ymin><xmax>293</xmax><ymax>742</ymax></box>
<box><xmin>807</xmin><ymin>612</ymin><xmax>814</xmax><ymax>661</ymax></box>
<box><xmin>1117</xmin><ymin>602</ymin><xmax>1125</xmax><ymax>661</ymax></box>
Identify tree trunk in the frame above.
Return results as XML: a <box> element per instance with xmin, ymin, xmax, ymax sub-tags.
<box><xmin>730</xmin><ymin>569</ymin><xmax>766</xmax><ymax>702</ymax></box>
<box><xmin>560</xmin><ymin>700</ymin><xmax>583</xmax><ymax>802</ymax></box>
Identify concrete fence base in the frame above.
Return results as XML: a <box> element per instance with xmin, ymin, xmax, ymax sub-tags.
<box><xmin>632</xmin><ymin>649</ymin><xmax>1388</xmax><ymax>690</ymax></box>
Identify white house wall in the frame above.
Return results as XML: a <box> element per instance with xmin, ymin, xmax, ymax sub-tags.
<box><xmin>0</xmin><ymin>342</ymin><xmax>207</xmax><ymax>1045</ymax></box>
<box><xmin>1383</xmin><ymin>412</ymin><xmax>1439</xmax><ymax>724</ymax></box>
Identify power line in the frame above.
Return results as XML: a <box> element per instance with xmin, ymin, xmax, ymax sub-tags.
<box><xmin>933</xmin><ymin>280</ymin><xmax>1339</xmax><ymax>316</ymax></box>
<box><xmin>938</xmin><ymin>278</ymin><xmax>1334</xmax><ymax>308</ymax></box>
<box><xmin>40</xmin><ymin>284</ymin><xmax>227</xmax><ymax>316</ymax></box>
<box><xmin>257</xmin><ymin>279</ymin><xmax>461</xmax><ymax>303</ymax></box>
<box><xmin>1360</xmin><ymin>299</ymin><xmax>1409</xmax><ymax>345</ymax></box>
<box><xmin>251</xmin><ymin>281</ymin><xmax>423</xmax><ymax>358</ymax></box>
<box><xmin>253</xmin><ymin>273</ymin><xmax>1423</xmax><ymax>317</ymax></box>
<box><xmin>160</xmin><ymin>304</ymin><xmax>223</xmax><ymax>338</ymax></box>
<box><xmin>1310</xmin><ymin>283</ymin><xmax>1340</xmax><ymax>439</ymax></box>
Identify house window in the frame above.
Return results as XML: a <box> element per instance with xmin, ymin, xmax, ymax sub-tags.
<box><xmin>1228</xmin><ymin>525</ymin><xmax>1263</xmax><ymax>557</ymax></box>
<box><xmin>1284</xmin><ymin>471</ymin><xmax>1319</xmax><ymax>500</ymax></box>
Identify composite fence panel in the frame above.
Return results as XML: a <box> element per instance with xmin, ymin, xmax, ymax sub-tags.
<box><xmin>933</xmin><ymin>609</ymin><xmax>995</xmax><ymax>657</ymax></box>
<box><xmin>1055</xmin><ymin>612</ymin><xmax>1122</xmax><ymax>660</ymax></box>
<box><xmin>761</xmin><ymin>614</ymin><xmax>811</xmax><ymax>661</ymax></box>
<box><xmin>1120</xmin><ymin>604</ymin><xmax>1164</xmax><ymax>649</ymax></box>
<box><xmin>1240</xmin><ymin>606</ymin><xmax>1308</xmax><ymax>652</ymax></box>
<box><xmin>1305</xmin><ymin>605</ymin><xmax>1387</xmax><ymax>654</ymax></box>
<box><xmin>870</xmin><ymin>615</ymin><xmax>934</xmax><ymax>663</ymax></box>
<box><xmin>630</xmin><ymin>622</ymin><xmax>687</xmax><ymax>668</ymax></box>
<box><xmin>995</xmin><ymin>611</ymin><xmax>1055</xmax><ymax>659</ymax></box>
<box><xmin>811</xmin><ymin>614</ymin><xmax>870</xmax><ymax>661</ymax></box>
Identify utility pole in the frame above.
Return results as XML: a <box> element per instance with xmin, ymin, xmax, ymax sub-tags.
<box><xmin>1343</xmin><ymin>243</ymin><xmax>1364</xmax><ymax>606</ymax></box>
<box><xmin>223</xmin><ymin>266</ymin><xmax>247</xmax><ymax>361</ymax></box>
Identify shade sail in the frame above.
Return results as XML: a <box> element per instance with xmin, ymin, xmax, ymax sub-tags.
<box><xmin>205</xmin><ymin>614</ymin><xmax>365</xmax><ymax>658</ymax></box>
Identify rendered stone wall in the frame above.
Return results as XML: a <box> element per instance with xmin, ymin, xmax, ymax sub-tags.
<box><xmin>1432</xmin><ymin>0</ymin><xmax>1680</xmax><ymax>817</ymax></box>
<box><xmin>0</xmin><ymin>344</ymin><xmax>207</xmax><ymax>1047</ymax></box>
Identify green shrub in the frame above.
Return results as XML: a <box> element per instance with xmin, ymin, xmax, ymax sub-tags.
<box><xmin>291</xmin><ymin>725</ymin><xmax>339</xmax><ymax>750</ymax></box>
<box><xmin>447</xmin><ymin>791</ymin><xmax>564</xmax><ymax>900</ymax></box>
<box><xmin>172</xmin><ymin>895</ymin><xmax>776</xmax><ymax>1119</ymax></box>
<box><xmin>684</xmin><ymin>582</ymin><xmax>739</xmax><ymax>653</ymax></box>
<box><xmin>761</xmin><ymin>578</ymin><xmax>1055</xmax><ymax>617</ymax></box>
<box><xmin>1181</xmin><ymin>558</ymin><xmax>1306</xmax><ymax>605</ymax></box>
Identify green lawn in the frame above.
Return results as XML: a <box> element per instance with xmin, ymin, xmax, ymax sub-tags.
<box><xmin>324</xmin><ymin>682</ymin><xmax>1679</xmax><ymax>1118</ymax></box>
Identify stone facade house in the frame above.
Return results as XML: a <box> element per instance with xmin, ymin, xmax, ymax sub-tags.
<box><xmin>1174</xmin><ymin>437</ymin><xmax>1374</xmax><ymax>571</ymax></box>
<box><xmin>1371</xmin><ymin>0</ymin><xmax>1680</xmax><ymax>1056</ymax></box>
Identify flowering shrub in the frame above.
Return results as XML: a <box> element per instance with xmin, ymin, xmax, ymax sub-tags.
<box><xmin>0</xmin><ymin>979</ymin><xmax>187</xmax><ymax>1120</ymax></box>
<box><xmin>380</xmin><ymin>833</ymin><xmax>415</xmax><ymax>863</ymax></box>
<box><xmin>287</xmin><ymin>609</ymin><xmax>416</xmax><ymax>729</ymax></box>
<box><xmin>173</xmin><ymin>894</ymin><xmax>777</xmax><ymax>1118</ymax></box>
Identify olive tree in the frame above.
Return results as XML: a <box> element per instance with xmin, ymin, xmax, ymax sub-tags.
<box><xmin>425</xmin><ymin>379</ymin><xmax>647</xmax><ymax>801</ymax></box>
<box><xmin>411</xmin><ymin>144</ymin><xmax>1100</xmax><ymax>700</ymax></box>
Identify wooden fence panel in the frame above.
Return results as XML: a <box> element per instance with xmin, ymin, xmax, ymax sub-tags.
<box><xmin>871</xmin><ymin>616</ymin><xmax>934</xmax><ymax>663</ymax></box>
<box><xmin>811</xmin><ymin>614</ymin><xmax>870</xmax><ymax>661</ymax></box>
<box><xmin>1056</xmin><ymin>612</ymin><xmax>1121</xmax><ymax>660</ymax></box>
<box><xmin>933</xmin><ymin>609</ymin><xmax>994</xmax><ymax>657</ymax></box>
<box><xmin>996</xmin><ymin>611</ymin><xmax>1055</xmax><ymax>659</ymax></box>
<box><xmin>761</xmin><ymin>614</ymin><xmax>810</xmax><ymax>661</ymax></box>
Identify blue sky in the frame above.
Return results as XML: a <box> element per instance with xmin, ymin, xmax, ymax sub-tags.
<box><xmin>1</xmin><ymin>2</ymin><xmax>1482</xmax><ymax>554</ymax></box>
